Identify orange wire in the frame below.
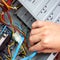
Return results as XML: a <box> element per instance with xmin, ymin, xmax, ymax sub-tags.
<box><xmin>0</xmin><ymin>12</ymin><xmax>26</xmax><ymax>37</ymax></box>
<box><xmin>0</xmin><ymin>12</ymin><xmax>10</xmax><ymax>26</ymax></box>
<box><xmin>0</xmin><ymin>0</ymin><xmax>26</xmax><ymax>38</ymax></box>
<box><xmin>8</xmin><ymin>46</ymin><xmax>11</xmax><ymax>57</ymax></box>
<box><xmin>7</xmin><ymin>11</ymin><xmax>13</xmax><ymax>25</ymax></box>
<box><xmin>13</xmin><ymin>25</ymin><xmax>26</xmax><ymax>38</ymax></box>
<box><xmin>2</xmin><ymin>0</ymin><xmax>17</xmax><ymax>10</ymax></box>
<box><xmin>2</xmin><ymin>0</ymin><xmax>12</xmax><ymax>10</ymax></box>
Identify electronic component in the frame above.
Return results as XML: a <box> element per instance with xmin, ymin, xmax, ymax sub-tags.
<box><xmin>12</xmin><ymin>31</ymin><xmax>24</xmax><ymax>60</ymax></box>
<box><xmin>0</xmin><ymin>24</ymin><xmax>12</xmax><ymax>51</ymax></box>
<box><xmin>13</xmin><ymin>31</ymin><xmax>23</xmax><ymax>43</ymax></box>
<box><xmin>18</xmin><ymin>0</ymin><xmax>60</xmax><ymax>20</ymax></box>
<box><xmin>17</xmin><ymin>0</ymin><xmax>60</xmax><ymax>28</ymax></box>
<box><xmin>16</xmin><ymin>6</ymin><xmax>36</xmax><ymax>29</ymax></box>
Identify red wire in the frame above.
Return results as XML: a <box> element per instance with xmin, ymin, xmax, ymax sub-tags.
<box><xmin>1</xmin><ymin>0</ymin><xmax>13</xmax><ymax>12</ymax></box>
<box><xmin>1</xmin><ymin>12</ymin><xmax>5</xmax><ymax>21</ymax></box>
<box><xmin>7</xmin><ymin>0</ymin><xmax>13</xmax><ymax>6</ymax></box>
<box><xmin>7</xmin><ymin>11</ymin><xmax>13</xmax><ymax>25</ymax></box>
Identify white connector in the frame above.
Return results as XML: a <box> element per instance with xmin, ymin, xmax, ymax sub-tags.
<box><xmin>12</xmin><ymin>31</ymin><xmax>22</xmax><ymax>43</ymax></box>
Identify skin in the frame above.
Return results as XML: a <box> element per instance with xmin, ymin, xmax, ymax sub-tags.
<box><xmin>29</xmin><ymin>21</ymin><xmax>60</xmax><ymax>53</ymax></box>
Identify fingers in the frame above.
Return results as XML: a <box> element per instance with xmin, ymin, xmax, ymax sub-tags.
<box><xmin>29</xmin><ymin>33</ymin><xmax>42</xmax><ymax>46</ymax></box>
<box><xmin>32</xmin><ymin>21</ymin><xmax>46</xmax><ymax>29</ymax></box>
<box><xmin>30</xmin><ymin>27</ymin><xmax>46</xmax><ymax>35</ymax></box>
<box><xmin>38</xmin><ymin>48</ymin><xmax>57</xmax><ymax>53</ymax></box>
<box><xmin>30</xmin><ymin>28</ymin><xmax>41</xmax><ymax>35</ymax></box>
<box><xmin>32</xmin><ymin>20</ymin><xmax>53</xmax><ymax>29</ymax></box>
<box><xmin>30</xmin><ymin>28</ymin><xmax>48</xmax><ymax>46</ymax></box>
<box><xmin>29</xmin><ymin>42</ymin><xmax>44</xmax><ymax>52</ymax></box>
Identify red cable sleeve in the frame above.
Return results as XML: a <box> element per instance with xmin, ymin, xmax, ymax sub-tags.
<box><xmin>7</xmin><ymin>0</ymin><xmax>13</xmax><ymax>6</ymax></box>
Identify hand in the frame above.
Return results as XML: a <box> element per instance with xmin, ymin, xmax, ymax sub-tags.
<box><xmin>29</xmin><ymin>21</ymin><xmax>60</xmax><ymax>53</ymax></box>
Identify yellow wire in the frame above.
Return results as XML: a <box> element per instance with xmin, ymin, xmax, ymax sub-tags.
<box><xmin>4</xmin><ymin>54</ymin><xmax>11</xmax><ymax>60</ymax></box>
<box><xmin>2</xmin><ymin>0</ymin><xmax>17</xmax><ymax>10</ymax></box>
<box><xmin>21</xmin><ymin>45</ymin><xmax>27</xmax><ymax>56</ymax></box>
<box><xmin>8</xmin><ymin>42</ymin><xmax>15</xmax><ymax>57</ymax></box>
<box><xmin>0</xmin><ymin>56</ymin><xmax>3</xmax><ymax>60</ymax></box>
<box><xmin>0</xmin><ymin>3</ymin><xmax>4</xmax><ymax>6</ymax></box>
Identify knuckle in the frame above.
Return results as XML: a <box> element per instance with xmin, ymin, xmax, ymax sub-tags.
<box><xmin>37</xmin><ymin>21</ymin><xmax>41</xmax><ymax>25</ymax></box>
<box><xmin>43</xmin><ymin>29</ymin><xmax>49</xmax><ymax>36</ymax></box>
<box><xmin>43</xmin><ymin>40</ymin><xmax>48</xmax><ymax>44</ymax></box>
<box><xmin>42</xmin><ymin>51</ymin><xmax>47</xmax><ymax>53</ymax></box>
<box><xmin>29</xmin><ymin>37</ymin><xmax>32</xmax><ymax>42</ymax></box>
<box><xmin>33</xmin><ymin>21</ymin><xmax>41</xmax><ymax>26</ymax></box>
<box><xmin>32</xmin><ymin>21</ymin><xmax>39</xmax><ymax>26</ymax></box>
<box><xmin>41</xmin><ymin>40</ymin><xmax>48</xmax><ymax>48</ymax></box>
<box><xmin>31</xmin><ymin>30</ymin><xmax>33</xmax><ymax>34</ymax></box>
<box><xmin>32</xmin><ymin>23</ymin><xmax>34</xmax><ymax>27</ymax></box>
<box><xmin>31</xmin><ymin>30</ymin><xmax>34</xmax><ymax>34</ymax></box>
<box><xmin>41</xmin><ymin>44</ymin><xmax>46</xmax><ymax>48</ymax></box>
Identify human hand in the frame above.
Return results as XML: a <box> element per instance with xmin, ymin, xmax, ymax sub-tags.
<box><xmin>29</xmin><ymin>21</ymin><xmax>60</xmax><ymax>53</ymax></box>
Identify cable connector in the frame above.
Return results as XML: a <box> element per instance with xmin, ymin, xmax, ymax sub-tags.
<box><xmin>13</xmin><ymin>31</ymin><xmax>23</xmax><ymax>43</ymax></box>
<box><xmin>12</xmin><ymin>7</ymin><xmax>17</xmax><ymax>10</ymax></box>
<box><xmin>12</xmin><ymin>31</ymin><xmax>24</xmax><ymax>60</ymax></box>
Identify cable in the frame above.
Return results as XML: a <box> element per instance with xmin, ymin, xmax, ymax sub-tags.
<box><xmin>4</xmin><ymin>54</ymin><xmax>11</xmax><ymax>60</ymax></box>
<box><xmin>0</xmin><ymin>12</ymin><xmax>9</xmax><ymax>26</ymax></box>
<box><xmin>0</xmin><ymin>10</ymin><xmax>26</xmax><ymax>36</ymax></box>
<box><xmin>0</xmin><ymin>3</ymin><xmax>4</xmax><ymax>7</ymax></box>
<box><xmin>21</xmin><ymin>52</ymin><xmax>37</xmax><ymax>60</ymax></box>
<box><xmin>0</xmin><ymin>25</ymin><xmax>6</xmax><ymax>35</ymax></box>
<box><xmin>2</xmin><ymin>0</ymin><xmax>17</xmax><ymax>10</ymax></box>
<box><xmin>0</xmin><ymin>1</ymin><xmax>28</xmax><ymax>60</ymax></box>
<box><xmin>12</xmin><ymin>35</ymin><xmax>24</xmax><ymax>60</ymax></box>
<box><xmin>0</xmin><ymin>0</ymin><xmax>24</xmax><ymax>34</ymax></box>
<box><xmin>7</xmin><ymin>11</ymin><xmax>13</xmax><ymax>25</ymax></box>
<box><xmin>0</xmin><ymin>56</ymin><xmax>3</xmax><ymax>60</ymax></box>
<box><xmin>8</xmin><ymin>42</ymin><xmax>15</xmax><ymax>57</ymax></box>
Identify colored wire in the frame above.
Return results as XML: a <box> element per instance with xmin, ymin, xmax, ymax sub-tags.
<box><xmin>0</xmin><ymin>12</ymin><xmax>10</xmax><ymax>26</ymax></box>
<box><xmin>0</xmin><ymin>0</ymin><xmax>25</xmax><ymax>35</ymax></box>
<box><xmin>0</xmin><ymin>56</ymin><xmax>3</xmax><ymax>60</ymax></box>
<box><xmin>0</xmin><ymin>11</ymin><xmax>26</xmax><ymax>38</ymax></box>
<box><xmin>8</xmin><ymin>46</ymin><xmax>12</xmax><ymax>57</ymax></box>
<box><xmin>6</xmin><ymin>0</ymin><xmax>13</xmax><ymax>6</ymax></box>
<box><xmin>2</xmin><ymin>0</ymin><xmax>17</xmax><ymax>10</ymax></box>
<box><xmin>0</xmin><ymin>12</ymin><xmax>15</xmax><ymax>32</ymax></box>
<box><xmin>4</xmin><ymin>54</ymin><xmax>11</xmax><ymax>60</ymax></box>
<box><xmin>0</xmin><ymin>25</ymin><xmax>6</xmax><ymax>35</ymax></box>
<box><xmin>21</xmin><ymin>52</ymin><xmax>37</xmax><ymax>60</ymax></box>
<box><xmin>0</xmin><ymin>1</ymin><xmax>28</xmax><ymax>60</ymax></box>
<box><xmin>12</xmin><ymin>36</ymin><xmax>24</xmax><ymax>60</ymax></box>
<box><xmin>7</xmin><ymin>11</ymin><xmax>13</xmax><ymax>25</ymax></box>
<box><xmin>12</xmin><ymin>25</ymin><xmax>26</xmax><ymax>38</ymax></box>
<box><xmin>7</xmin><ymin>11</ymin><xmax>15</xmax><ymax>32</ymax></box>
<box><xmin>0</xmin><ymin>3</ymin><xmax>4</xmax><ymax>6</ymax></box>
<box><xmin>8</xmin><ymin>42</ymin><xmax>15</xmax><ymax>57</ymax></box>
<box><xmin>21</xmin><ymin>45</ymin><xmax>27</xmax><ymax>56</ymax></box>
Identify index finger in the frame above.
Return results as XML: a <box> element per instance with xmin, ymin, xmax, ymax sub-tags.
<box><xmin>32</xmin><ymin>21</ymin><xmax>45</xmax><ymax>29</ymax></box>
<box><xmin>29</xmin><ymin>42</ymin><xmax>44</xmax><ymax>52</ymax></box>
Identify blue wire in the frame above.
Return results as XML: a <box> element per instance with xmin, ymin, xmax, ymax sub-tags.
<box><xmin>0</xmin><ymin>26</ymin><xmax>6</xmax><ymax>35</ymax></box>
<box><xmin>12</xmin><ymin>36</ymin><xmax>24</xmax><ymax>60</ymax></box>
<box><xmin>21</xmin><ymin>51</ymin><xmax>37</xmax><ymax>60</ymax></box>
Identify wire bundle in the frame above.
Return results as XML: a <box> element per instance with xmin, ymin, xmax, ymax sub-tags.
<box><xmin>0</xmin><ymin>0</ymin><xmax>26</xmax><ymax>36</ymax></box>
<box><xmin>0</xmin><ymin>0</ymin><xmax>28</xmax><ymax>60</ymax></box>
